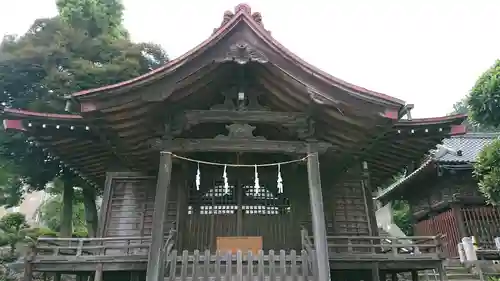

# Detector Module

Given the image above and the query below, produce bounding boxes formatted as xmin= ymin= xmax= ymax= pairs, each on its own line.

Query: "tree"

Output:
xmin=474 ymin=139 xmax=500 ymax=205
xmin=468 ymin=60 xmax=500 ymax=128
xmin=449 ymin=99 xmax=494 ymax=132
xmin=0 ymin=213 xmax=29 ymax=255
xmin=56 ymin=0 xmax=128 ymax=39
xmin=38 ymin=194 xmax=87 ymax=233
xmin=392 ymin=200 xmax=413 ymax=236
xmin=0 ymin=0 xmax=168 ymax=236
xmin=465 ymin=60 xmax=500 ymax=204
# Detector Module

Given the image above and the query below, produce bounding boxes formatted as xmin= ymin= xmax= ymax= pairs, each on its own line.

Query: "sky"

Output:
xmin=1 ymin=0 xmax=500 ymax=118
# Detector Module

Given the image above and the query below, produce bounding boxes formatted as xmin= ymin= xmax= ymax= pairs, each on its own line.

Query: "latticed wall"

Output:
xmin=461 ymin=206 xmax=500 ymax=246
xmin=183 ymin=183 xmax=297 ymax=251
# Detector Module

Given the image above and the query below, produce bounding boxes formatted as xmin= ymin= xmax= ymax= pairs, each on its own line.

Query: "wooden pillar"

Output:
xmin=452 ymin=202 xmax=467 ymax=239
xmin=361 ymin=161 xmax=379 ymax=236
xmin=411 ymin=270 xmax=419 ymax=281
xmin=306 ymin=144 xmax=331 ymax=281
xmin=372 ymin=263 xmax=381 ymax=281
xmin=146 ymin=151 xmax=173 ymax=281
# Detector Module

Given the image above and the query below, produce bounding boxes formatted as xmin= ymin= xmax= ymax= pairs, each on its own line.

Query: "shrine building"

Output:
xmin=3 ymin=4 xmax=467 ymax=281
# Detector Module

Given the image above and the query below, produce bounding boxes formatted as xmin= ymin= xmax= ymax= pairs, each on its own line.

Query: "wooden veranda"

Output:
xmin=23 ymin=230 xmax=447 ymax=281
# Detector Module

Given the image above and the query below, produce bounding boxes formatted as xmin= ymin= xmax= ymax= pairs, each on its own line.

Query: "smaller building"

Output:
xmin=376 ymin=133 xmax=500 ymax=258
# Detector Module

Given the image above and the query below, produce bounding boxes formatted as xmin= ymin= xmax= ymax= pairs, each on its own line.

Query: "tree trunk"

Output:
xmin=9 ymin=243 xmax=15 ymax=255
xmin=82 ymin=188 xmax=98 ymax=237
xmin=60 ymin=183 xmax=73 ymax=237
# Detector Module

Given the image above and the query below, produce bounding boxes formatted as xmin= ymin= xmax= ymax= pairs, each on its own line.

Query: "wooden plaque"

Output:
xmin=216 ymin=236 xmax=262 ymax=254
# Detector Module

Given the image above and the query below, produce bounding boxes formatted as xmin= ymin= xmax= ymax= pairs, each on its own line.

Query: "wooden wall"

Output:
xmin=409 ymin=169 xmax=500 ymax=257
xmin=101 ymin=173 xmax=179 ymax=238
xmin=327 ymin=165 xmax=374 ymax=236
xmin=99 ymin=161 xmax=377 ymax=252
xmin=410 ymin=170 xmax=479 ymax=216
xmin=415 ymin=209 xmax=459 ymax=257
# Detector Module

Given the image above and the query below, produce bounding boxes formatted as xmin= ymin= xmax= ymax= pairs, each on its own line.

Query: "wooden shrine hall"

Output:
xmin=3 ymin=4 xmax=467 ymax=281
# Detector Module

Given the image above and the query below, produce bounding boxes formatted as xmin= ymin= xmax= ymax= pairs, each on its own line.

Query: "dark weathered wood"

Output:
xmin=150 ymin=138 xmax=331 ymax=154
xmin=437 ymin=263 xmax=448 ymax=281
xmin=411 ymin=270 xmax=419 ymax=281
xmin=362 ymin=161 xmax=379 ymax=237
xmin=451 ymin=203 xmax=467 ymax=239
xmin=177 ymin=110 xmax=314 ymax=137
xmin=169 ymin=249 xmax=178 ymax=280
xmin=372 ymin=263 xmax=381 ymax=281
xmin=183 ymin=109 xmax=307 ymax=125
xmin=146 ymin=151 xmax=173 ymax=281
xmin=193 ymin=250 xmax=200 ymax=280
xmin=306 ymin=145 xmax=331 ymax=281
xmin=60 ymin=182 xmax=74 ymax=237
xmin=23 ymin=253 xmax=33 ymax=281
xmin=180 ymin=250 xmax=188 ymax=280
xmin=97 ymin=172 xmax=114 ymax=237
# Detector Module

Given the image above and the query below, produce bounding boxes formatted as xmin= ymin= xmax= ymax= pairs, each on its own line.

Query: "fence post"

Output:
xmin=458 ymin=243 xmax=466 ymax=263
xmin=494 ymin=237 xmax=500 ymax=250
xmin=461 ymin=237 xmax=477 ymax=262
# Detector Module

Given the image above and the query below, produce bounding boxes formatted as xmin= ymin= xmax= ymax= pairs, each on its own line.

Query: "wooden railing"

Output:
xmin=165 ymin=249 xmax=314 ymax=281
xmin=301 ymin=228 xmax=443 ymax=261
xmin=34 ymin=236 xmax=153 ymax=260
xmin=158 ymin=229 xmax=177 ymax=279
xmin=300 ymin=227 xmax=317 ymax=276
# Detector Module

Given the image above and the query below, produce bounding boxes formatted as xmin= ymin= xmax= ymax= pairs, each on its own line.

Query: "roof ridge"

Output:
xmin=450 ymin=132 xmax=500 ymax=139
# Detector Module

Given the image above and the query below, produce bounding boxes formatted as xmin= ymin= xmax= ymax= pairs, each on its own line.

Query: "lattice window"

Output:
xmin=189 ymin=185 xmax=290 ymax=216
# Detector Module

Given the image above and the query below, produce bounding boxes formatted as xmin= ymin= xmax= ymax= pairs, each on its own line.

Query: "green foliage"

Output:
xmin=26 ymin=227 xmax=58 ymax=238
xmin=56 ymin=0 xmax=128 ymax=39
xmin=391 ymin=200 xmax=413 ymax=236
xmin=449 ymin=98 xmax=496 ymax=132
xmin=468 ymin=60 xmax=500 ymax=128
xmin=0 ymin=0 xmax=168 ymax=207
xmin=38 ymin=194 xmax=87 ymax=232
xmin=0 ymin=213 xmax=29 ymax=255
xmin=0 ymin=163 xmax=23 ymax=208
xmin=474 ymin=139 xmax=500 ymax=204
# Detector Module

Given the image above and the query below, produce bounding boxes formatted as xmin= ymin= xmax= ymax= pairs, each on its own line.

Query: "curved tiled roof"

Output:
xmin=376 ymin=132 xmax=499 ymax=201
xmin=68 ymin=3 xmax=405 ymax=106
xmin=438 ymin=133 xmax=499 ymax=163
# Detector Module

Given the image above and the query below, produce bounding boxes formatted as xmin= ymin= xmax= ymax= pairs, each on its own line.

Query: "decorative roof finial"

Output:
xmin=212 ymin=3 xmax=266 ymax=35
xmin=221 ymin=10 xmax=234 ymax=26
xmin=235 ymin=3 xmax=251 ymax=15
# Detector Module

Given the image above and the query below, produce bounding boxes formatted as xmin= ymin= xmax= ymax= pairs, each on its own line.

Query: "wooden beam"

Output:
xmin=182 ymin=110 xmax=309 ymax=126
xmin=306 ymin=144 xmax=331 ymax=281
xmin=150 ymin=138 xmax=331 ymax=154
xmin=146 ymin=152 xmax=173 ymax=281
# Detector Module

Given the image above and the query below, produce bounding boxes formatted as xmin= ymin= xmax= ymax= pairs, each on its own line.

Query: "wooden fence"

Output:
xmin=165 ymin=249 xmax=315 ymax=281
xmin=301 ymin=228 xmax=443 ymax=261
